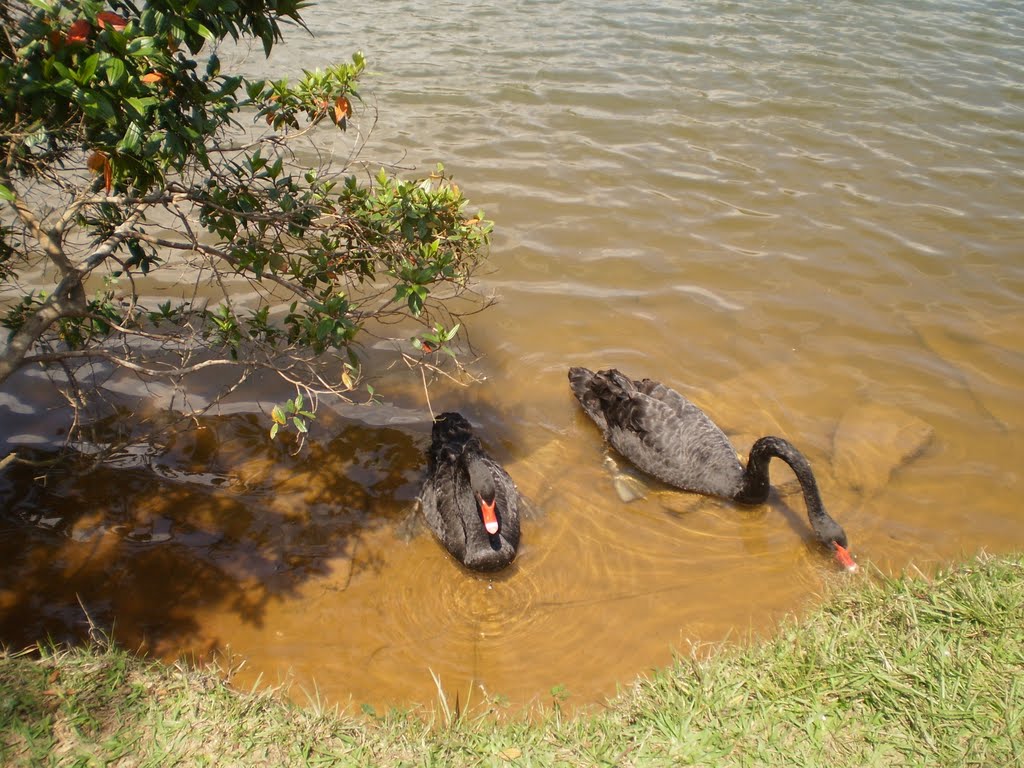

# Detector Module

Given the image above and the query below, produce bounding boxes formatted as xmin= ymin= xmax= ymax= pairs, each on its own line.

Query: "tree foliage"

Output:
xmin=0 ymin=0 xmax=492 ymax=450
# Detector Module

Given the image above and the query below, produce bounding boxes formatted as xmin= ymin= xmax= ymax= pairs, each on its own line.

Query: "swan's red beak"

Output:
xmin=479 ymin=497 xmax=500 ymax=535
xmin=832 ymin=542 xmax=858 ymax=573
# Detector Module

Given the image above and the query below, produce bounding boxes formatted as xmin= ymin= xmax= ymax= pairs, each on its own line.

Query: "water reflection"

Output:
xmin=0 ymin=411 xmax=425 ymax=655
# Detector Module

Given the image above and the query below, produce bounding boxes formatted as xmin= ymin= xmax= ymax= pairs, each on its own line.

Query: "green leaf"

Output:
xmin=269 ymin=422 xmax=280 ymax=440
xmin=245 ymin=79 xmax=266 ymax=100
xmin=406 ymin=284 xmax=427 ymax=316
xmin=0 ymin=184 xmax=14 ymax=203
xmin=293 ymin=417 xmax=308 ymax=434
xmin=79 ymin=54 xmax=100 ymax=84
xmin=117 ymin=122 xmax=143 ymax=153
xmin=51 ymin=61 xmax=75 ymax=82
xmin=125 ymin=97 xmax=154 ymax=119
xmin=315 ymin=317 xmax=334 ymax=341
xmin=190 ymin=21 xmax=215 ymax=42
xmin=105 ymin=58 xmax=126 ymax=87
xmin=126 ymin=37 xmax=158 ymax=56
xmin=271 ymin=405 xmax=286 ymax=424
xmin=80 ymin=91 xmax=116 ymax=122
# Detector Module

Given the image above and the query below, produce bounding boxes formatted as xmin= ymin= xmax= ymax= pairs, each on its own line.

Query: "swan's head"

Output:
xmin=465 ymin=457 xmax=501 ymax=536
xmin=810 ymin=512 xmax=857 ymax=573
xmin=475 ymin=491 xmax=500 ymax=535
xmin=829 ymin=539 xmax=858 ymax=573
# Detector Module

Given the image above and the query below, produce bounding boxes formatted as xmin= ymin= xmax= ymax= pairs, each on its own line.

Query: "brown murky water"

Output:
xmin=3 ymin=0 xmax=1024 ymax=714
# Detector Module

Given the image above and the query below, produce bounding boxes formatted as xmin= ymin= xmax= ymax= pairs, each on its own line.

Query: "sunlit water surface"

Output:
xmin=2 ymin=0 xmax=1024 ymax=713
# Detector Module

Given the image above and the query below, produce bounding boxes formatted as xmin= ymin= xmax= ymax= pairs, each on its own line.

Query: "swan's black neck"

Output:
xmin=736 ymin=436 xmax=848 ymax=548
xmin=462 ymin=448 xmax=496 ymax=502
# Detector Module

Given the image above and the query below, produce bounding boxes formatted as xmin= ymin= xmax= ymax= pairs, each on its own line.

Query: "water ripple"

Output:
xmin=14 ymin=0 xmax=1019 ymax=712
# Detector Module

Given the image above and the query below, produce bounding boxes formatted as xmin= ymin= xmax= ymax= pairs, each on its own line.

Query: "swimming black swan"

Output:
xmin=568 ymin=367 xmax=857 ymax=572
xmin=419 ymin=412 xmax=522 ymax=571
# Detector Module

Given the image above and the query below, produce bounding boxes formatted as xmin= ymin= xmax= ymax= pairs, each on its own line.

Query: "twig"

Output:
xmin=421 ymin=364 xmax=434 ymax=420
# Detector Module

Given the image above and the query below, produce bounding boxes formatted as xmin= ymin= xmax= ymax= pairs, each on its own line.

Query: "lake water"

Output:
xmin=2 ymin=0 xmax=1023 ymax=714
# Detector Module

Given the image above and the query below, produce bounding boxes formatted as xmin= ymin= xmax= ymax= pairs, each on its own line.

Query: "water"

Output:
xmin=2 ymin=0 xmax=1024 ymax=713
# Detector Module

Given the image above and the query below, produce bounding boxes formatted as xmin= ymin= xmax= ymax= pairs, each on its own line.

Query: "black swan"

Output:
xmin=419 ymin=412 xmax=522 ymax=571
xmin=568 ymin=367 xmax=857 ymax=572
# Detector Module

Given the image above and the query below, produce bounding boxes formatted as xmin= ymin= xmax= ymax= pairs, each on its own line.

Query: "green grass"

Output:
xmin=2 ymin=553 xmax=1022 ymax=767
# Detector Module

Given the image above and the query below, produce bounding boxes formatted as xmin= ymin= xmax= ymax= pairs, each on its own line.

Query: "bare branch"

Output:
xmin=1 ymin=173 xmax=75 ymax=274
xmin=18 ymin=348 xmax=248 ymax=378
xmin=131 ymin=232 xmax=321 ymax=304
xmin=56 ymin=190 xmax=189 ymax=233
xmin=0 ymin=452 xmax=16 ymax=473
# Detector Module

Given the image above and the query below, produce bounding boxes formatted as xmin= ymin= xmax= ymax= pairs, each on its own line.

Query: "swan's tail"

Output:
xmin=568 ymin=366 xmax=605 ymax=428
xmin=429 ymin=411 xmax=478 ymax=467
xmin=567 ymin=366 xmax=595 ymax=398
xmin=431 ymin=411 xmax=474 ymax=443
xmin=569 ymin=366 xmax=638 ymax=433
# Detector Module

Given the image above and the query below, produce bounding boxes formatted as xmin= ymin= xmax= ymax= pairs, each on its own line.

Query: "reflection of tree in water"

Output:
xmin=0 ymin=411 xmax=427 ymax=657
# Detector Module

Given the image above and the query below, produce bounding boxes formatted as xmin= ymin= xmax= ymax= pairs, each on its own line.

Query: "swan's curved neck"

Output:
xmin=736 ymin=436 xmax=843 ymax=545
xmin=461 ymin=447 xmax=495 ymax=499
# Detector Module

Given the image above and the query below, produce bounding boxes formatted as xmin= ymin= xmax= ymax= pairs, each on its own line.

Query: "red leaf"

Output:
xmin=67 ymin=19 xmax=91 ymax=43
xmin=87 ymin=151 xmax=107 ymax=173
xmin=334 ymin=96 xmax=352 ymax=123
xmin=96 ymin=12 xmax=128 ymax=31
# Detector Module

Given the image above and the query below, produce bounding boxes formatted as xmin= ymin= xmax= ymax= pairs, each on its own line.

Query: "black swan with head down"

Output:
xmin=568 ymin=367 xmax=856 ymax=572
xmin=419 ymin=412 xmax=522 ymax=571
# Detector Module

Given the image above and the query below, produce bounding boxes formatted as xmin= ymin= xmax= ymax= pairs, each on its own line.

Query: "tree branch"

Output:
xmin=1 ymin=170 xmax=76 ymax=274
xmin=0 ymin=191 xmax=152 ymax=386
xmin=131 ymin=231 xmax=321 ymax=304
xmin=0 ymin=271 xmax=87 ymax=386
xmin=81 ymin=204 xmax=147 ymax=274
xmin=17 ymin=347 xmax=247 ymax=378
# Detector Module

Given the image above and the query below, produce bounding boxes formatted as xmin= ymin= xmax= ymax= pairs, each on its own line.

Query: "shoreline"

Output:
xmin=2 ymin=551 xmax=1021 ymax=766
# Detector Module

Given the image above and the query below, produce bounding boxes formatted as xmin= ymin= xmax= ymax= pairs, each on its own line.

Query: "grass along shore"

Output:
xmin=2 ymin=552 xmax=1022 ymax=767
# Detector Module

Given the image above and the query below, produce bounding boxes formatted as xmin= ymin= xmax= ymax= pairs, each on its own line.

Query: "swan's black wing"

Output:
xmin=635 ymin=378 xmax=702 ymax=422
xmin=572 ymin=368 xmax=745 ymax=498
xmin=419 ymin=455 xmax=471 ymax=564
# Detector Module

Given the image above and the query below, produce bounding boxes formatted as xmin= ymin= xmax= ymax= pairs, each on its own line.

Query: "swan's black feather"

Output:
xmin=569 ymin=367 xmax=744 ymax=497
xmin=419 ymin=412 xmax=521 ymax=571
xmin=568 ymin=367 xmax=851 ymax=555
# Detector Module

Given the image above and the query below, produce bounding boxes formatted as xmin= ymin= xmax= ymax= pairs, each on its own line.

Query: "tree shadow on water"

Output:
xmin=0 ymin=410 xmax=430 ymax=660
